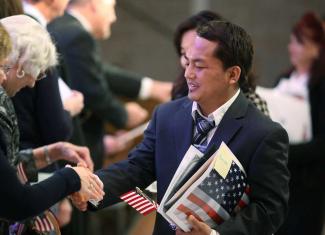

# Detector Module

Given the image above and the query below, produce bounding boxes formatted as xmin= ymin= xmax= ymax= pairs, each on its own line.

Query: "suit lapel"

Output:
xmin=172 ymin=92 xmax=249 ymax=164
xmin=208 ymin=92 xmax=248 ymax=149
xmin=172 ymin=99 xmax=194 ymax=164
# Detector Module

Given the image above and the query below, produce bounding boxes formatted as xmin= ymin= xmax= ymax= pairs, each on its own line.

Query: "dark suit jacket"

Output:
xmin=95 ymin=92 xmax=290 ymax=235
xmin=11 ymin=13 xmax=72 ymax=150
xmin=47 ymin=13 xmax=144 ymax=169
xmin=12 ymin=69 xmax=72 ymax=149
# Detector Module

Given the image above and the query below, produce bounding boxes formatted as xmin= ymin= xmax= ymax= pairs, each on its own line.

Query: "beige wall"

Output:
xmin=100 ymin=0 xmax=325 ymax=87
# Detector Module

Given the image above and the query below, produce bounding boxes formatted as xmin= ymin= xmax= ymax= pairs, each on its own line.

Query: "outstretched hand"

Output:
xmin=48 ymin=142 xmax=94 ymax=171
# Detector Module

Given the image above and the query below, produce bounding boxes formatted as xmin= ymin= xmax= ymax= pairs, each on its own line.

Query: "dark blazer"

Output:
xmin=95 ymin=92 xmax=290 ymax=235
xmin=0 ymin=130 xmax=80 ymax=221
xmin=47 ymin=13 xmax=144 ymax=169
xmin=12 ymin=69 xmax=72 ymax=149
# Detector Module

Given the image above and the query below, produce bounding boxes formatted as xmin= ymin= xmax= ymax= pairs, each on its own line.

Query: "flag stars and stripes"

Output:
xmin=174 ymin=159 xmax=250 ymax=228
xmin=196 ymin=161 xmax=250 ymax=215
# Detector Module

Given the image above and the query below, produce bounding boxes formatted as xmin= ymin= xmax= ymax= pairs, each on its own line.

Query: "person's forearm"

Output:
xmin=32 ymin=146 xmax=51 ymax=169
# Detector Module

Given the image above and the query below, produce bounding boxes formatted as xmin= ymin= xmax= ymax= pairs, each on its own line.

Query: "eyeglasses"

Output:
xmin=36 ymin=71 xmax=47 ymax=81
xmin=0 ymin=64 xmax=12 ymax=74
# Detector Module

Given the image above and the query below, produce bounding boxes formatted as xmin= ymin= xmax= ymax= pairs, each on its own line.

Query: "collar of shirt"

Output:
xmin=67 ymin=9 xmax=92 ymax=33
xmin=191 ymin=89 xmax=240 ymax=127
xmin=23 ymin=2 xmax=48 ymax=27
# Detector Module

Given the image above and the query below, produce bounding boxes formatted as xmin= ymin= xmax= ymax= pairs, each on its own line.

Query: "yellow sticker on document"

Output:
xmin=214 ymin=142 xmax=233 ymax=179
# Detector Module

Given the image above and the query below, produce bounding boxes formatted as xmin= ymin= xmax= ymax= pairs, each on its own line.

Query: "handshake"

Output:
xmin=38 ymin=142 xmax=105 ymax=212
xmin=67 ymin=162 xmax=105 ymax=211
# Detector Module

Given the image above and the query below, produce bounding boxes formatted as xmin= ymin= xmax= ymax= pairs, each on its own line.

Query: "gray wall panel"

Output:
xmin=100 ymin=0 xmax=325 ymax=86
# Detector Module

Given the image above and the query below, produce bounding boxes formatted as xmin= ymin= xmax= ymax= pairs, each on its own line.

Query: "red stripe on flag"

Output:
xmin=123 ymin=194 xmax=140 ymax=203
xmin=135 ymin=201 xmax=153 ymax=212
xmin=34 ymin=218 xmax=41 ymax=232
xmin=120 ymin=190 xmax=156 ymax=216
xmin=17 ymin=163 xmax=28 ymax=183
xmin=43 ymin=218 xmax=51 ymax=232
xmin=128 ymin=197 xmax=145 ymax=205
xmin=177 ymin=204 xmax=202 ymax=222
xmin=245 ymin=186 xmax=251 ymax=194
xmin=132 ymin=199 xmax=148 ymax=208
xmin=188 ymin=193 xmax=224 ymax=224
xmin=120 ymin=191 xmax=136 ymax=199
xmin=141 ymin=205 xmax=157 ymax=216
xmin=238 ymin=199 xmax=247 ymax=208
xmin=35 ymin=217 xmax=45 ymax=232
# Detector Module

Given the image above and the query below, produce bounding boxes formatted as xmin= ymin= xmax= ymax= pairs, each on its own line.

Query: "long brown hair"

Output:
xmin=0 ymin=23 xmax=12 ymax=62
xmin=292 ymin=11 xmax=325 ymax=86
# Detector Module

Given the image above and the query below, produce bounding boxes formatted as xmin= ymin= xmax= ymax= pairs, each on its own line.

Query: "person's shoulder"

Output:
xmin=48 ymin=13 xmax=92 ymax=44
xmin=48 ymin=13 xmax=76 ymax=30
xmin=246 ymin=102 xmax=287 ymax=136
xmin=157 ymin=96 xmax=191 ymax=112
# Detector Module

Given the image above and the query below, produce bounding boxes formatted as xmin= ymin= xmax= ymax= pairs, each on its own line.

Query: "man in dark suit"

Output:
xmin=47 ymin=0 xmax=174 ymax=170
xmin=13 ymin=0 xmax=75 ymax=150
xmin=73 ymin=20 xmax=290 ymax=235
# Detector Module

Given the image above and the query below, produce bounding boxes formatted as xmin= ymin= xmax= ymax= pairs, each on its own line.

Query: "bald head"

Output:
xmin=69 ymin=0 xmax=116 ymax=39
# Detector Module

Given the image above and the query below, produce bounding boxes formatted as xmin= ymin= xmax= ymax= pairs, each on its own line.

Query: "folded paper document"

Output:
xmin=158 ymin=142 xmax=250 ymax=232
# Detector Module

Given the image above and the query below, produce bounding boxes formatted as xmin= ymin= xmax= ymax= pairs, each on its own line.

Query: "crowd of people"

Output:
xmin=0 ymin=0 xmax=325 ymax=235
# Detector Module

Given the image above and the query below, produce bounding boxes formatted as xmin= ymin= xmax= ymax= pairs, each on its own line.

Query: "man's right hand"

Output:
xmin=125 ymin=102 xmax=148 ymax=128
xmin=69 ymin=166 xmax=104 ymax=211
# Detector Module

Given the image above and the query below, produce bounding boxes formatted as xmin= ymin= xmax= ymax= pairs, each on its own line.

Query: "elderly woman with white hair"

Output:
xmin=0 ymin=15 xmax=103 ymax=234
xmin=0 ymin=14 xmax=93 ymax=181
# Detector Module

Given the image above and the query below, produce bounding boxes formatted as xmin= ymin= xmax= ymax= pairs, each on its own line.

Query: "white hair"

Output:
xmin=0 ymin=15 xmax=57 ymax=78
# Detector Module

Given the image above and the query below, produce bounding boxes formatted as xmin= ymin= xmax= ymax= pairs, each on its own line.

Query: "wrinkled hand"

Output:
xmin=125 ymin=102 xmax=148 ymax=128
xmin=63 ymin=90 xmax=84 ymax=117
xmin=176 ymin=215 xmax=212 ymax=235
xmin=69 ymin=165 xmax=104 ymax=211
xmin=48 ymin=142 xmax=94 ymax=171
xmin=150 ymin=80 xmax=172 ymax=103
xmin=103 ymin=134 xmax=128 ymax=155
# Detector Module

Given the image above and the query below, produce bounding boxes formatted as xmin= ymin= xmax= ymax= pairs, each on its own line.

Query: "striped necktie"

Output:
xmin=192 ymin=111 xmax=215 ymax=152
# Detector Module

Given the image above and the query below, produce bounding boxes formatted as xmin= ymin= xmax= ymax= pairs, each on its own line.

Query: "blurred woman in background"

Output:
xmin=275 ymin=11 xmax=325 ymax=235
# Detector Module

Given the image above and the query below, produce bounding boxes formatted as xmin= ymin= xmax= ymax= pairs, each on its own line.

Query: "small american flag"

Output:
xmin=174 ymin=161 xmax=250 ymax=227
xmin=32 ymin=210 xmax=59 ymax=234
xmin=120 ymin=187 xmax=158 ymax=216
